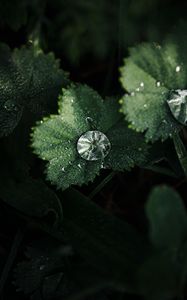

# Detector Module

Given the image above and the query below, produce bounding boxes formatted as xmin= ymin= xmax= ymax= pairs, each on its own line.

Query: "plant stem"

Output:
xmin=89 ymin=171 xmax=116 ymax=199
xmin=144 ymin=165 xmax=177 ymax=178
xmin=173 ymin=133 xmax=187 ymax=176
xmin=0 ymin=228 xmax=25 ymax=294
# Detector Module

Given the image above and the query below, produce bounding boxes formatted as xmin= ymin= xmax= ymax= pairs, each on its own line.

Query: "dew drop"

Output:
xmin=167 ymin=89 xmax=187 ymax=125
xmin=62 ymin=167 xmax=65 ymax=172
xmin=77 ymin=130 xmax=111 ymax=161
xmin=176 ymin=65 xmax=181 ymax=73
xmin=4 ymin=100 xmax=19 ymax=112
xmin=143 ymin=104 xmax=147 ymax=108
xmin=39 ymin=265 xmax=45 ymax=271
xmin=156 ymin=81 xmax=161 ymax=87
xmin=140 ymin=82 xmax=144 ymax=87
xmin=86 ymin=116 xmax=93 ymax=123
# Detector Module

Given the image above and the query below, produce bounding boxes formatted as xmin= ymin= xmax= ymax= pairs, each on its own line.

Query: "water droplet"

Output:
xmin=77 ymin=131 xmax=111 ymax=161
xmin=62 ymin=167 xmax=65 ymax=171
xmin=78 ymin=163 xmax=82 ymax=169
xmin=143 ymin=104 xmax=147 ymax=108
xmin=4 ymin=100 xmax=19 ymax=112
xmin=140 ymin=82 xmax=144 ymax=87
xmin=167 ymin=89 xmax=187 ymax=125
xmin=156 ymin=81 xmax=161 ymax=87
xmin=86 ymin=116 xmax=93 ymax=123
xmin=153 ymin=42 xmax=161 ymax=49
xmin=39 ymin=265 xmax=45 ymax=271
xmin=176 ymin=65 xmax=181 ymax=73
xmin=136 ymin=87 xmax=140 ymax=92
xmin=70 ymin=98 xmax=74 ymax=103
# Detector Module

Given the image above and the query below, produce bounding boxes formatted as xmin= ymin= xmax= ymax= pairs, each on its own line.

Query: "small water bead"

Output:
xmin=176 ymin=65 xmax=181 ymax=73
xmin=86 ymin=117 xmax=93 ymax=123
xmin=77 ymin=130 xmax=111 ymax=161
xmin=140 ymin=82 xmax=144 ymax=88
xmin=156 ymin=81 xmax=161 ymax=87
xmin=167 ymin=89 xmax=187 ymax=125
xmin=61 ymin=167 xmax=65 ymax=171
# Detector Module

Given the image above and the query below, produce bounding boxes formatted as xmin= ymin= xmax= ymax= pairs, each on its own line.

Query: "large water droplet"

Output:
xmin=167 ymin=89 xmax=187 ymax=125
xmin=77 ymin=130 xmax=111 ymax=161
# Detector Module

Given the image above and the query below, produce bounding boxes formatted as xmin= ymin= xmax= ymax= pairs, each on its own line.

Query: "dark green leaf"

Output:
xmin=62 ymin=188 xmax=149 ymax=291
xmin=146 ymin=185 xmax=187 ymax=249
xmin=0 ymin=43 xmax=68 ymax=137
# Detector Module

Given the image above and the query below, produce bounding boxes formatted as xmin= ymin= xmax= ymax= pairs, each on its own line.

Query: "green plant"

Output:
xmin=1 ymin=1 xmax=187 ymax=300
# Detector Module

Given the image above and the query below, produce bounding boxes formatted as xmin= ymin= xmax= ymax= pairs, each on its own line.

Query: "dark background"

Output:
xmin=0 ymin=0 xmax=187 ymax=299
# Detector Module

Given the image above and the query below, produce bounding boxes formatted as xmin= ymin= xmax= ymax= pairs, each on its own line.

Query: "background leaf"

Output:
xmin=119 ymin=26 xmax=187 ymax=141
xmin=0 ymin=43 xmax=68 ymax=137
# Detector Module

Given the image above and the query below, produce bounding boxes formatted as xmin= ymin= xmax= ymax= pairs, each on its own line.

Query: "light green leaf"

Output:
xmin=31 ymin=84 xmax=149 ymax=190
xmin=119 ymin=26 xmax=187 ymax=141
xmin=0 ymin=43 xmax=68 ymax=137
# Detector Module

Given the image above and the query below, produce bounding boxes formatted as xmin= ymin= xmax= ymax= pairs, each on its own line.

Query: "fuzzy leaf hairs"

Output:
xmin=31 ymin=84 xmax=149 ymax=190
xmin=120 ymin=24 xmax=187 ymax=142
xmin=0 ymin=43 xmax=68 ymax=137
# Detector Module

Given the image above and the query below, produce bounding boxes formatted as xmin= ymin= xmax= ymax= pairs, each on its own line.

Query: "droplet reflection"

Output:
xmin=77 ymin=130 xmax=111 ymax=161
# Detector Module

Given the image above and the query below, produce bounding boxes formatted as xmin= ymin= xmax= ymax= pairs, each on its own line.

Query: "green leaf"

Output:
xmin=62 ymin=188 xmax=149 ymax=291
xmin=0 ymin=174 xmax=63 ymax=224
xmin=31 ymin=84 xmax=149 ymax=190
xmin=137 ymin=250 xmax=183 ymax=300
xmin=14 ymin=238 xmax=68 ymax=295
xmin=137 ymin=185 xmax=187 ymax=300
xmin=119 ymin=25 xmax=187 ymax=142
xmin=146 ymin=185 xmax=187 ymax=249
xmin=0 ymin=43 xmax=68 ymax=137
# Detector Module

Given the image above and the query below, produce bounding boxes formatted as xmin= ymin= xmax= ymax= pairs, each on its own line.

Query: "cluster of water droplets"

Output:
xmin=4 ymin=100 xmax=19 ymax=112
